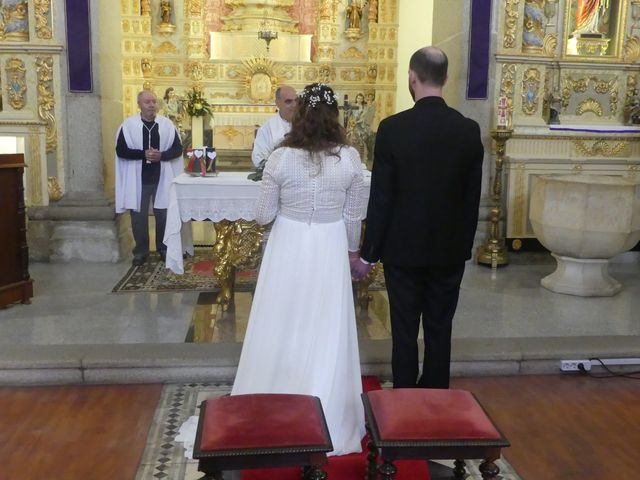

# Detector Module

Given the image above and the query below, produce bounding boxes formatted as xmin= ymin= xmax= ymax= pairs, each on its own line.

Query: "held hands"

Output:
xmin=349 ymin=250 xmax=373 ymax=282
xmin=145 ymin=148 xmax=161 ymax=163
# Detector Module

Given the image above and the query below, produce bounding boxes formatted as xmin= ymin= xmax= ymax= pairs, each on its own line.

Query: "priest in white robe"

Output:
xmin=251 ymin=85 xmax=297 ymax=168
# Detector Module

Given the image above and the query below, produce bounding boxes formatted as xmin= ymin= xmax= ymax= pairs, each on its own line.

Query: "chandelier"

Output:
xmin=258 ymin=20 xmax=278 ymax=52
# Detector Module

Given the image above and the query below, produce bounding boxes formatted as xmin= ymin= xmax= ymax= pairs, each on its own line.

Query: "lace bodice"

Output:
xmin=256 ymin=145 xmax=365 ymax=251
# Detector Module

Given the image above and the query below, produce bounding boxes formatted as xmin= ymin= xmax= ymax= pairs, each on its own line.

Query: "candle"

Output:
xmin=497 ymin=96 xmax=508 ymax=128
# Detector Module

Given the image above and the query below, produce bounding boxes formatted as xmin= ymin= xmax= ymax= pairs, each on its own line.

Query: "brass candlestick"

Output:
xmin=476 ymin=128 xmax=513 ymax=268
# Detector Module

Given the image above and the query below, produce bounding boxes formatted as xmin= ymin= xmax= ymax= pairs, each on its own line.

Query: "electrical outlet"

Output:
xmin=560 ymin=360 xmax=591 ymax=372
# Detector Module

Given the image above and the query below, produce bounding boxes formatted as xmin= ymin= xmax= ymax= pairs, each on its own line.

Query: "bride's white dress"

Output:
xmin=231 ymin=145 xmax=366 ymax=456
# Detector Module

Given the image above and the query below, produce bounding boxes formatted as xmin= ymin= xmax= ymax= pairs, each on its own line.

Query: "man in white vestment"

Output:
xmin=115 ymin=90 xmax=183 ymax=266
xmin=250 ymin=85 xmax=297 ymax=168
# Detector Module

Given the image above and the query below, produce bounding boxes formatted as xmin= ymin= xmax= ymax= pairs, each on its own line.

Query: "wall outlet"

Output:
xmin=560 ymin=360 xmax=592 ymax=372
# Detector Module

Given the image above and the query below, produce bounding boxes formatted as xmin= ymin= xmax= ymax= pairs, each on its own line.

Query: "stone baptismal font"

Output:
xmin=530 ymin=174 xmax=640 ymax=297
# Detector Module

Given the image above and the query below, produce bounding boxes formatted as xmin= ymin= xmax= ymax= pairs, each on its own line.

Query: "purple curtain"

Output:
xmin=65 ymin=0 xmax=92 ymax=92
xmin=467 ymin=0 xmax=492 ymax=99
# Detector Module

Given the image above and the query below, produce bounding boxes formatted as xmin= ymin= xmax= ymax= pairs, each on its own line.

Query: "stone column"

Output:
xmin=28 ymin=0 xmax=121 ymax=262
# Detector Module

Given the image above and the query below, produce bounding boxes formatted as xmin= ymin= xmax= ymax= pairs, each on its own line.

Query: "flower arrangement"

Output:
xmin=185 ymin=88 xmax=213 ymax=117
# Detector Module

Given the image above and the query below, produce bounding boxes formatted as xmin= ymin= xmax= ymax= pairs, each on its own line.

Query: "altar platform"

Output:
xmin=0 ymin=251 xmax=638 ymax=386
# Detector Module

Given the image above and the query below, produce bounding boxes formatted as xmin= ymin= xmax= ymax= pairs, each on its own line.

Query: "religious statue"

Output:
xmin=157 ymin=0 xmax=176 ymax=34
xmin=544 ymin=89 xmax=562 ymax=125
xmin=623 ymin=90 xmax=640 ymax=125
xmin=140 ymin=0 xmax=151 ymax=16
xmin=160 ymin=0 xmax=172 ymax=25
xmin=162 ymin=87 xmax=183 ymax=125
xmin=345 ymin=92 xmax=376 ymax=166
xmin=573 ymin=0 xmax=609 ymax=36
xmin=346 ymin=0 xmax=363 ymax=30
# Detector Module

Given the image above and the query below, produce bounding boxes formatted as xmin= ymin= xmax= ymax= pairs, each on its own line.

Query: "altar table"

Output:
xmin=163 ymin=171 xmax=372 ymax=309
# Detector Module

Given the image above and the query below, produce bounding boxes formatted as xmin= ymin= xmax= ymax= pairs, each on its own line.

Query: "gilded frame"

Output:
xmin=563 ymin=0 xmax=628 ymax=60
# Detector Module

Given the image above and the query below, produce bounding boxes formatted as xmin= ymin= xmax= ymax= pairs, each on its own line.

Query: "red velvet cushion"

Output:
xmin=200 ymin=393 xmax=330 ymax=451
xmin=367 ymin=389 xmax=501 ymax=441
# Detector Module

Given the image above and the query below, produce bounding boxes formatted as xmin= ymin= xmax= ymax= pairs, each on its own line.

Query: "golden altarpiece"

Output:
xmin=0 ymin=0 xmax=60 ymax=208
xmin=493 ymin=0 xmax=640 ymax=249
xmin=119 ymin=0 xmax=399 ymax=168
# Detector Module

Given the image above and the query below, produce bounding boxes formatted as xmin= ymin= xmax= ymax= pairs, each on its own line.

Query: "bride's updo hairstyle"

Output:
xmin=281 ymin=83 xmax=347 ymax=155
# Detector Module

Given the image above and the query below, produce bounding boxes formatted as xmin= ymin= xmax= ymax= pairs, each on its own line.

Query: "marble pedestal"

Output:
xmin=530 ymin=174 xmax=640 ymax=297
xmin=541 ymin=254 xmax=621 ymax=297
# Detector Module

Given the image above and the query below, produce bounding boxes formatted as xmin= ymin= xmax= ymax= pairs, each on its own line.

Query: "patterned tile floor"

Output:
xmin=136 ymin=383 xmax=522 ymax=480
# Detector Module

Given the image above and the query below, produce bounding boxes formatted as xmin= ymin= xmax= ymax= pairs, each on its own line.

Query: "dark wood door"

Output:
xmin=0 ymin=153 xmax=33 ymax=307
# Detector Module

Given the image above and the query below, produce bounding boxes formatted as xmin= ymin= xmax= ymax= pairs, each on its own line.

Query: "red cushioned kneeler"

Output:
xmin=362 ymin=389 xmax=510 ymax=480
xmin=193 ymin=393 xmax=333 ymax=480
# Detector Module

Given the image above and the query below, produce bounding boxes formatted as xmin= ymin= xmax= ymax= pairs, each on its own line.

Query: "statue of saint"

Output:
xmin=162 ymin=87 xmax=182 ymax=123
xmin=160 ymin=0 xmax=172 ymax=25
xmin=346 ymin=92 xmax=376 ymax=166
xmin=140 ymin=0 xmax=151 ymax=16
xmin=346 ymin=0 xmax=363 ymax=30
xmin=573 ymin=0 xmax=609 ymax=35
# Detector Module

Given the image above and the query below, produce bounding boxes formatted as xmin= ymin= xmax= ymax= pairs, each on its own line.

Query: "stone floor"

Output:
xmin=1 ymin=251 xmax=639 ymax=385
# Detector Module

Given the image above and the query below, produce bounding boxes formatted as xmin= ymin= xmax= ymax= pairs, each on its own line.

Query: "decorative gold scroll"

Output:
xmin=504 ymin=0 xmax=520 ymax=49
xmin=624 ymin=36 xmax=640 ymax=63
xmin=573 ymin=139 xmax=630 ymax=157
xmin=36 ymin=56 xmax=57 ymax=153
xmin=576 ymin=98 xmax=603 ymax=116
xmin=34 ymin=0 xmax=53 ymax=39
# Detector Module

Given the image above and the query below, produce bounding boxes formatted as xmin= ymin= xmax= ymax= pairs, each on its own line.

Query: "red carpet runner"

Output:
xmin=241 ymin=376 xmax=431 ymax=479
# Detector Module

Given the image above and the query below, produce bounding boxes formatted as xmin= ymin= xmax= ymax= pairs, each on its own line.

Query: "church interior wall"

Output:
xmin=98 ymin=0 xmax=124 ymax=204
xmin=15 ymin=1 xmax=615 ymax=261
xmin=395 ymin=0 xmax=433 ymax=112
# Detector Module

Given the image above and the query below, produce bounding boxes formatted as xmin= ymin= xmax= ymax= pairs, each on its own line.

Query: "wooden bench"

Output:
xmin=361 ymin=388 xmax=510 ymax=479
xmin=193 ymin=393 xmax=333 ymax=480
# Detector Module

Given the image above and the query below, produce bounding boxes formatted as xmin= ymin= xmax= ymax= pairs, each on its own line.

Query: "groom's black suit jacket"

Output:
xmin=360 ymin=96 xmax=484 ymax=266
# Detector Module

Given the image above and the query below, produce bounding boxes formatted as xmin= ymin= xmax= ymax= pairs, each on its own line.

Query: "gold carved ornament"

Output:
xmin=240 ymin=57 xmax=281 ymax=103
xmin=521 ymin=68 xmax=541 ymax=115
xmin=48 ymin=177 xmax=63 ymax=201
xmin=573 ymin=139 xmax=629 ymax=157
xmin=34 ymin=0 xmax=53 ymax=39
xmin=503 ymin=0 xmax=520 ymax=49
xmin=5 ymin=58 xmax=27 ymax=110
xmin=576 ymin=98 xmax=603 ymax=116
xmin=36 ymin=57 xmax=57 ymax=154
xmin=212 ymin=220 xmax=264 ymax=310
xmin=319 ymin=64 xmax=336 ymax=83
xmin=623 ymin=36 xmax=640 ymax=63
xmin=1 ymin=0 xmax=29 ymax=41
xmin=542 ymin=33 xmax=557 ymax=56
xmin=522 ymin=0 xmax=545 ymax=53
xmin=499 ymin=64 xmax=517 ymax=125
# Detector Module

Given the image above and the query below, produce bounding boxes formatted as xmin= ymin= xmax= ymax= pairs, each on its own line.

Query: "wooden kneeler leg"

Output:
xmin=304 ymin=465 xmax=327 ymax=480
xmin=479 ymin=459 xmax=500 ymax=479
xmin=366 ymin=425 xmax=378 ymax=480
xmin=378 ymin=458 xmax=397 ymax=480
xmin=453 ymin=459 xmax=467 ymax=479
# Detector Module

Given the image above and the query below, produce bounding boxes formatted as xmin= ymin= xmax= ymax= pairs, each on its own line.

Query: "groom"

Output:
xmin=352 ymin=46 xmax=484 ymax=389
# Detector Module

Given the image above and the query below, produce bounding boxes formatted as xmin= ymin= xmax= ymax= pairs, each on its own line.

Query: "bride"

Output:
xmin=231 ymin=83 xmax=366 ymax=456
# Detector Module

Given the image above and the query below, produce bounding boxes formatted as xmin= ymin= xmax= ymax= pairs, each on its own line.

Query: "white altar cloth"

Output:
xmin=163 ymin=171 xmax=371 ymax=274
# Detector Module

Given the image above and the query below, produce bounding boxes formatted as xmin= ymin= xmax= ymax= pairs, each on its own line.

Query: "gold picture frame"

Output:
xmin=564 ymin=0 xmax=628 ymax=59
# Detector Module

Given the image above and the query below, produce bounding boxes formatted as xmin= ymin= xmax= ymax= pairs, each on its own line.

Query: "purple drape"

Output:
xmin=65 ymin=0 xmax=92 ymax=92
xmin=467 ymin=0 xmax=492 ymax=99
